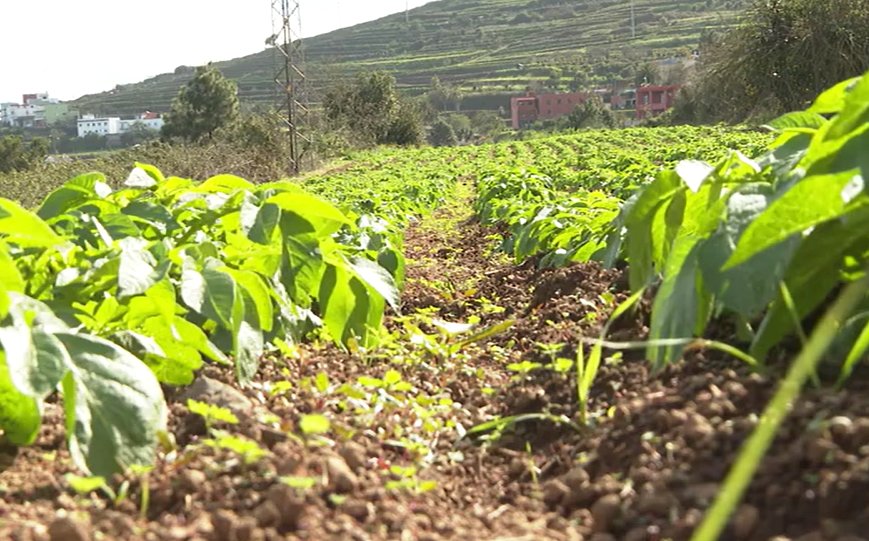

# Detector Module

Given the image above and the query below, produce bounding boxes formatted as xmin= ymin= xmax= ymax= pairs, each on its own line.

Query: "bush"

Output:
xmin=0 ymin=136 xmax=48 ymax=174
xmin=162 ymin=64 xmax=240 ymax=142
xmin=429 ymin=119 xmax=458 ymax=147
xmin=687 ymin=0 xmax=869 ymax=122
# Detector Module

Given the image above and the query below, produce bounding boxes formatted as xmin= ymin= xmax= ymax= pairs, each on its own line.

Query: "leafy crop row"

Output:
xmin=0 ymin=161 xmax=450 ymax=476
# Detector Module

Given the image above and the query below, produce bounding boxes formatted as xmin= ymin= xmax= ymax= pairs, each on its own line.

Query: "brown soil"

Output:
xmin=2 ymin=198 xmax=869 ymax=541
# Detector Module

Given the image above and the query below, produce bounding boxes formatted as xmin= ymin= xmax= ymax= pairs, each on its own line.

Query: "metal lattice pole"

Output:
xmin=270 ymin=0 xmax=310 ymax=175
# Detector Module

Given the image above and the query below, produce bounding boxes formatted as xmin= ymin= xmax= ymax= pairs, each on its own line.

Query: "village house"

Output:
xmin=635 ymin=84 xmax=681 ymax=120
xmin=77 ymin=111 xmax=164 ymax=138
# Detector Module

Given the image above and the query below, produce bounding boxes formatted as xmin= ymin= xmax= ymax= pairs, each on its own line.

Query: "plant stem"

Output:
xmin=692 ymin=271 xmax=869 ymax=541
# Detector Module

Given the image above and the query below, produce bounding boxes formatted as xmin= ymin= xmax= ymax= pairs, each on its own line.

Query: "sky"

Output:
xmin=0 ymin=0 xmax=436 ymax=104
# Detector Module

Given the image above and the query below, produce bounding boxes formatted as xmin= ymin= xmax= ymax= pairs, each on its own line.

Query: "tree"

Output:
xmin=686 ymin=0 xmax=869 ymax=122
xmin=428 ymin=119 xmax=458 ymax=147
xmin=0 ymin=135 xmax=48 ymax=173
xmin=567 ymin=96 xmax=617 ymax=130
xmin=162 ymin=64 xmax=239 ymax=142
xmin=323 ymin=72 xmax=423 ymax=147
xmin=427 ymin=76 xmax=464 ymax=112
xmin=635 ymin=61 xmax=660 ymax=86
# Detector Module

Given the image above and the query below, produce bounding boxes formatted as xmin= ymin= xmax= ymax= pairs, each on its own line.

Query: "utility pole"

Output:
xmin=270 ymin=0 xmax=310 ymax=175
xmin=406 ymin=0 xmax=410 ymax=24
xmin=630 ymin=0 xmax=636 ymax=39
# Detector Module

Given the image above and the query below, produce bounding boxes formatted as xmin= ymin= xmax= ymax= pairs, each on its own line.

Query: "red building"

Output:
xmin=635 ymin=84 xmax=681 ymax=120
xmin=510 ymin=91 xmax=590 ymax=129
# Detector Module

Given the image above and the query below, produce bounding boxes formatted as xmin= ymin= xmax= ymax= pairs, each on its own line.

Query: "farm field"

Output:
xmin=2 ymin=76 xmax=869 ymax=541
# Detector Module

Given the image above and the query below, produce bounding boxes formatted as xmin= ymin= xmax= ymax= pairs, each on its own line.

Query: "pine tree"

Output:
xmin=162 ymin=64 xmax=239 ymax=142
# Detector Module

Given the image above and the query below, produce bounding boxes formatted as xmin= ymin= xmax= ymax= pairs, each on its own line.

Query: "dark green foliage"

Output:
xmin=0 ymin=136 xmax=48 ymax=174
xmin=567 ymin=97 xmax=616 ymax=130
xmin=685 ymin=0 xmax=869 ymax=122
xmin=162 ymin=64 xmax=240 ymax=142
xmin=324 ymin=72 xmax=423 ymax=147
xmin=429 ymin=119 xmax=458 ymax=147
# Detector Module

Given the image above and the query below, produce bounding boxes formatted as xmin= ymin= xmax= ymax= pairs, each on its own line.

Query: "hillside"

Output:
xmin=72 ymin=0 xmax=747 ymax=115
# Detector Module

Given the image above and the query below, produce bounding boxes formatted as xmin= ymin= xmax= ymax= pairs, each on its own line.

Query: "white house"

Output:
xmin=77 ymin=112 xmax=164 ymax=138
xmin=77 ymin=115 xmax=122 ymax=137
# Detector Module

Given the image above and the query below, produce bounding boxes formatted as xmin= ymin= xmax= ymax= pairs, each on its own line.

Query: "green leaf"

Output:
xmin=228 ymin=270 xmax=274 ymax=333
xmin=808 ymin=77 xmax=861 ymax=114
xmin=349 ymin=256 xmax=400 ymax=312
xmin=0 ymin=244 xmax=24 ymax=294
xmin=699 ymin=191 xmax=799 ymax=317
xmin=299 ymin=414 xmax=330 ymax=435
xmin=37 ymin=173 xmax=110 ymax=220
xmin=839 ymin=319 xmax=869 ymax=385
xmin=198 ymin=174 xmax=255 ymax=193
xmin=675 ymin=160 xmax=714 ymax=193
xmin=267 ymin=192 xmax=352 ymax=236
xmin=0 ymin=199 xmax=64 ymax=248
xmin=117 ymin=237 xmax=158 ymax=298
xmin=319 ymin=263 xmax=384 ymax=348
xmin=57 ymin=332 xmax=167 ymax=477
xmin=0 ymin=353 xmax=42 ymax=446
xmin=726 ymin=170 xmax=866 ymax=269
xmin=764 ymin=112 xmax=828 ymax=132
xmin=133 ymin=163 xmax=166 ymax=184
xmin=648 ymin=235 xmax=702 ymax=368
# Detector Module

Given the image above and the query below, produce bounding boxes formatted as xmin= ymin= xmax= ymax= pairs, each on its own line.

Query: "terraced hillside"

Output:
xmin=72 ymin=0 xmax=747 ymax=115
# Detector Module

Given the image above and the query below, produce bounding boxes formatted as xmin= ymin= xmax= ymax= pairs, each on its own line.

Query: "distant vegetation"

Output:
xmin=673 ymin=0 xmax=869 ymax=123
xmin=71 ymin=0 xmax=749 ymax=115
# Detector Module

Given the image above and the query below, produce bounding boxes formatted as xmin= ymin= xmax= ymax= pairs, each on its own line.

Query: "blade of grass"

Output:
xmin=692 ymin=271 xmax=869 ymax=541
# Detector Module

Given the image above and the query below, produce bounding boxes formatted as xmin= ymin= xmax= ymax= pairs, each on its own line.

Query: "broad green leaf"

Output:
xmin=267 ymin=192 xmax=352 ymax=235
xmin=808 ymin=77 xmax=861 ymax=114
xmin=198 ymin=174 xmax=255 ymax=193
xmin=134 ymin=163 xmax=166 ymax=184
xmin=824 ymin=74 xmax=869 ymax=141
xmin=750 ymin=210 xmax=869 ymax=360
xmin=763 ymin=112 xmax=828 ymax=133
xmin=37 ymin=173 xmax=110 ymax=219
xmin=0 ymin=355 xmax=42 ymax=446
xmin=726 ymin=170 xmax=866 ymax=269
xmin=246 ymin=203 xmax=281 ymax=245
xmin=57 ymin=332 xmax=167 ymax=477
xmin=228 ymin=270 xmax=274 ymax=333
xmin=699 ymin=191 xmax=799 ymax=317
xmin=0 ymin=199 xmax=63 ymax=248
xmin=126 ymin=167 xmax=158 ymax=188
xmin=319 ymin=263 xmax=384 ymax=348
xmin=0 ymin=244 xmax=24 ymax=293
xmin=117 ymin=237 xmax=158 ymax=298
xmin=648 ymin=235 xmax=702 ymax=368
xmin=348 ymin=256 xmax=400 ymax=312
xmin=675 ymin=160 xmax=714 ymax=193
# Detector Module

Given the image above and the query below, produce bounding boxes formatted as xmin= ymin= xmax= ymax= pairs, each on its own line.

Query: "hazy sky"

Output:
xmin=0 ymin=0 xmax=435 ymax=104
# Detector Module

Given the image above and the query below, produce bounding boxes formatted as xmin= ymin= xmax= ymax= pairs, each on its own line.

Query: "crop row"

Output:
xmin=0 ymin=161 xmax=453 ymax=476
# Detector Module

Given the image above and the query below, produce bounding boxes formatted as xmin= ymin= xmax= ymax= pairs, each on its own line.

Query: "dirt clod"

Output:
xmin=591 ymin=494 xmax=622 ymax=533
xmin=48 ymin=516 xmax=90 ymax=541
xmin=326 ymin=455 xmax=358 ymax=493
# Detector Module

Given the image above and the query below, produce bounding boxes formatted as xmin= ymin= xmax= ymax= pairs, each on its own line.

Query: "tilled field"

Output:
xmin=2 ymin=196 xmax=869 ymax=541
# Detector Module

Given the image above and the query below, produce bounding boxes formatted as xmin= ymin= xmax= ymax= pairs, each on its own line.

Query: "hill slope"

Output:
xmin=73 ymin=0 xmax=747 ymax=115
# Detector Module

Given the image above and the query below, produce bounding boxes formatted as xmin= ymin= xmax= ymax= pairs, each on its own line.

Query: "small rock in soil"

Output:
xmin=591 ymin=494 xmax=622 ymax=533
xmin=179 ymin=376 xmax=254 ymax=418
xmin=589 ymin=533 xmax=617 ymax=541
xmin=326 ymin=455 xmax=358 ymax=493
xmin=730 ymin=504 xmax=760 ymax=539
xmin=340 ymin=498 xmax=371 ymax=522
xmin=253 ymin=501 xmax=281 ymax=528
xmin=179 ymin=468 xmax=207 ymax=493
xmin=48 ymin=516 xmax=90 ymax=541
xmin=563 ymin=467 xmax=590 ymax=489
xmin=684 ymin=413 xmax=715 ymax=442
xmin=211 ymin=510 xmax=239 ymax=541
xmin=683 ymin=483 xmax=719 ymax=506
xmin=266 ymin=484 xmax=306 ymax=530
xmin=542 ymin=479 xmax=570 ymax=506
xmin=339 ymin=441 xmax=368 ymax=472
